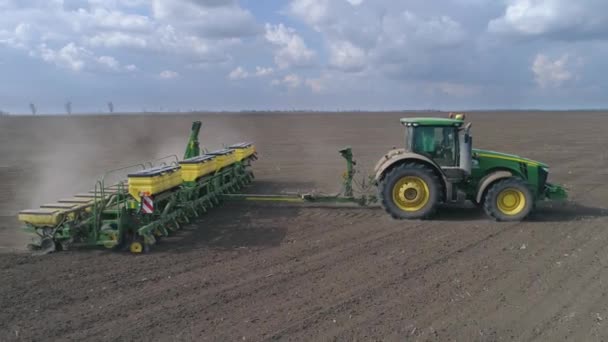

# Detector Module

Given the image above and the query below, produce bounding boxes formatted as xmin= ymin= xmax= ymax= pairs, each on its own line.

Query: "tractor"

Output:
xmin=374 ymin=114 xmax=568 ymax=221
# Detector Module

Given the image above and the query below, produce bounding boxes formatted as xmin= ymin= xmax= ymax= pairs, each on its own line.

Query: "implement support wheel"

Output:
xmin=483 ymin=177 xmax=533 ymax=221
xmin=129 ymin=237 xmax=150 ymax=254
xmin=379 ymin=162 xmax=441 ymax=219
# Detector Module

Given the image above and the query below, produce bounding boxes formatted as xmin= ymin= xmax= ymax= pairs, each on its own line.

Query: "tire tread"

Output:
xmin=483 ymin=177 xmax=533 ymax=222
xmin=378 ymin=162 xmax=442 ymax=220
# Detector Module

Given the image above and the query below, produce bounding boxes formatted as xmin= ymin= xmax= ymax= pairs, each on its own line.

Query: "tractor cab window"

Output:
xmin=412 ymin=126 xmax=458 ymax=166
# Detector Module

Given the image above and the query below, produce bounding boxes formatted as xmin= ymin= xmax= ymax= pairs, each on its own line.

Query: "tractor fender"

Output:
xmin=475 ymin=171 xmax=513 ymax=204
xmin=374 ymin=149 xmax=445 ymax=182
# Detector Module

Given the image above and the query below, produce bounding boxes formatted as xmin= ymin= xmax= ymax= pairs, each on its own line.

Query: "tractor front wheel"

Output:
xmin=483 ymin=177 xmax=533 ymax=221
xmin=379 ymin=163 xmax=441 ymax=220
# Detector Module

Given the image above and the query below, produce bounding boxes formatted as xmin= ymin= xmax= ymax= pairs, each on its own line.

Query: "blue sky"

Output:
xmin=1 ymin=0 xmax=608 ymax=114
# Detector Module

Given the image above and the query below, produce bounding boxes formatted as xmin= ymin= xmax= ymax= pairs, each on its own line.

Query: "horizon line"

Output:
xmin=3 ymin=108 xmax=608 ymax=116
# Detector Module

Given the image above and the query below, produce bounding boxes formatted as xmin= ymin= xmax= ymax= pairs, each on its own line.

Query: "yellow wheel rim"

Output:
xmin=392 ymin=176 xmax=430 ymax=212
xmin=103 ymin=232 xmax=118 ymax=249
xmin=497 ymin=188 xmax=526 ymax=215
xmin=130 ymin=242 xmax=143 ymax=254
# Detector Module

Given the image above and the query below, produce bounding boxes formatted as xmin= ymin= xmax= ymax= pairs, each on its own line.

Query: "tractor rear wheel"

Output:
xmin=483 ymin=177 xmax=533 ymax=221
xmin=379 ymin=162 xmax=441 ymax=219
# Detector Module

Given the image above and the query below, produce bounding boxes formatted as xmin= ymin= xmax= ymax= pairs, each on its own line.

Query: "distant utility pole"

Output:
xmin=29 ymin=103 xmax=37 ymax=115
xmin=65 ymin=101 xmax=72 ymax=115
xmin=108 ymin=101 xmax=114 ymax=113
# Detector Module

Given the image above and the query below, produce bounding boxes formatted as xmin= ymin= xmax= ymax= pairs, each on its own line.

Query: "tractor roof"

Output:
xmin=400 ymin=117 xmax=464 ymax=127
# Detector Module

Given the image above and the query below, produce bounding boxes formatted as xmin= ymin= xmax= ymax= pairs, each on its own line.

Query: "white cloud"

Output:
xmin=381 ymin=11 xmax=466 ymax=49
xmin=287 ymin=1 xmax=467 ymax=83
xmin=488 ymin=0 xmax=608 ymax=39
xmin=532 ymin=53 xmax=580 ymax=88
xmin=289 ymin=0 xmax=331 ymax=29
xmin=0 ymin=0 xmax=248 ymax=76
xmin=283 ymin=74 xmax=301 ymax=88
xmin=14 ymin=23 xmax=33 ymax=42
xmin=87 ymin=32 xmax=147 ymax=48
xmin=34 ymin=42 xmax=135 ymax=72
xmin=265 ymin=23 xmax=315 ymax=69
xmin=346 ymin=0 xmax=364 ymax=5
xmin=154 ymin=24 xmax=234 ymax=62
xmin=228 ymin=66 xmax=274 ymax=80
xmin=38 ymin=42 xmax=90 ymax=71
xmin=328 ymin=40 xmax=366 ymax=72
xmin=77 ymin=8 xmax=152 ymax=31
xmin=2 ymin=0 xmax=608 ymax=112
xmin=0 ymin=23 xmax=35 ymax=49
xmin=97 ymin=55 xmax=120 ymax=70
xmin=255 ymin=66 xmax=273 ymax=77
xmin=271 ymin=73 xmax=302 ymax=88
xmin=305 ymin=78 xmax=324 ymax=93
xmin=86 ymin=0 xmax=148 ymax=9
xmin=228 ymin=66 xmax=248 ymax=80
xmin=159 ymin=70 xmax=179 ymax=79
xmin=151 ymin=0 xmax=260 ymax=38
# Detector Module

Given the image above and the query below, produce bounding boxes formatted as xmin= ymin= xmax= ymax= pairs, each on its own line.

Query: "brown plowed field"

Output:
xmin=1 ymin=111 xmax=608 ymax=341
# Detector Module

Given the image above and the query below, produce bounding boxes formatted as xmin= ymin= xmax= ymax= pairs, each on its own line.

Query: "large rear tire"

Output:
xmin=483 ymin=177 xmax=533 ymax=221
xmin=379 ymin=163 xmax=441 ymax=220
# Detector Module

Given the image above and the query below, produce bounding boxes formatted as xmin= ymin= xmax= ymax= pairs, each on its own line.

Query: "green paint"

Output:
xmin=183 ymin=121 xmax=202 ymax=159
xmin=473 ymin=148 xmax=548 ymax=168
xmin=224 ymin=146 xmax=378 ymax=207
xmin=339 ymin=147 xmax=354 ymax=198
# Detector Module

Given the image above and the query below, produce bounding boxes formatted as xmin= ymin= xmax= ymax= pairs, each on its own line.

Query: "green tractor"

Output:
xmin=374 ymin=114 xmax=568 ymax=221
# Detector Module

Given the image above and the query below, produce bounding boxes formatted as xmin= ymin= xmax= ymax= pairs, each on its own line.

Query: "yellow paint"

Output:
xmin=476 ymin=153 xmax=540 ymax=166
xmin=40 ymin=203 xmax=78 ymax=209
xmin=129 ymin=241 xmax=143 ymax=254
xmin=497 ymin=188 xmax=526 ymax=215
xmin=58 ymin=198 xmax=94 ymax=204
xmin=103 ymin=232 xmax=118 ymax=249
xmin=212 ymin=152 xmax=238 ymax=170
xmin=18 ymin=209 xmax=65 ymax=227
xmin=128 ymin=168 xmax=183 ymax=202
xmin=179 ymin=157 xmax=217 ymax=182
xmin=244 ymin=196 xmax=305 ymax=203
xmin=232 ymin=145 xmax=256 ymax=161
xmin=392 ymin=176 xmax=430 ymax=212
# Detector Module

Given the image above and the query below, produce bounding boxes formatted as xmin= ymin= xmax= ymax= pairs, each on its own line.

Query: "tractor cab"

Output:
xmin=401 ymin=113 xmax=472 ymax=182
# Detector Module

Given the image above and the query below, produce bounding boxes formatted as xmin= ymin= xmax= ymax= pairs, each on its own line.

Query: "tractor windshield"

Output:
xmin=412 ymin=126 xmax=458 ymax=166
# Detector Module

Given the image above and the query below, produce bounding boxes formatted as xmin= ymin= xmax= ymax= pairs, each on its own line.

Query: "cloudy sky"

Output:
xmin=1 ymin=0 xmax=607 ymax=114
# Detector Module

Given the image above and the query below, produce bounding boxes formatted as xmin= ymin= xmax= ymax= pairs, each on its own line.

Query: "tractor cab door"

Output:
xmin=413 ymin=126 xmax=458 ymax=166
xmin=412 ymin=126 xmax=464 ymax=181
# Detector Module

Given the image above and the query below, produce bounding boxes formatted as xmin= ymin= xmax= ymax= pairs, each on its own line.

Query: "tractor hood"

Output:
xmin=472 ymin=149 xmax=549 ymax=168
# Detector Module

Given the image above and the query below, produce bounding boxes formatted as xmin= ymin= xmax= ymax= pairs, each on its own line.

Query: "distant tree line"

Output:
xmin=21 ymin=101 xmax=117 ymax=115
